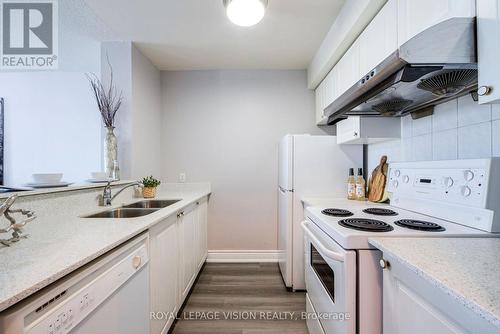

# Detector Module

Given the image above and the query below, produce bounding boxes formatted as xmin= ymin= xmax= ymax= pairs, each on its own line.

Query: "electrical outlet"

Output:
xmin=179 ymin=173 xmax=186 ymax=183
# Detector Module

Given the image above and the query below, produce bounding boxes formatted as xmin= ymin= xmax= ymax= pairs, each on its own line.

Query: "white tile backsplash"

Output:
xmin=493 ymin=120 xmax=500 ymax=157
xmin=401 ymin=115 xmax=413 ymax=138
xmin=458 ymin=122 xmax=492 ymax=159
xmin=401 ymin=137 xmax=413 ymax=161
xmin=493 ymin=105 xmax=500 ymax=120
xmin=432 ymin=129 xmax=458 ymax=160
xmin=366 ymin=140 xmax=402 ymax=172
xmin=457 ymin=95 xmax=491 ymax=127
xmin=368 ymin=97 xmax=499 ymax=165
xmin=432 ymin=99 xmax=457 ymax=132
xmin=411 ymin=115 xmax=432 ymax=136
xmin=413 ymin=134 xmax=433 ymax=161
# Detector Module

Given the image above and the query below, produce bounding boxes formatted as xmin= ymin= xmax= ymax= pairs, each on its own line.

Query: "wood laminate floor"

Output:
xmin=170 ymin=263 xmax=308 ymax=334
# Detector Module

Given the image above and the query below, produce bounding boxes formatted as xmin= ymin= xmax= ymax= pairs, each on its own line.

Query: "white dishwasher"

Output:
xmin=0 ymin=233 xmax=150 ymax=334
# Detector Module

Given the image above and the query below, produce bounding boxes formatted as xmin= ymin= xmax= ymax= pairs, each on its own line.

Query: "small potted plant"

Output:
xmin=141 ymin=175 xmax=161 ymax=198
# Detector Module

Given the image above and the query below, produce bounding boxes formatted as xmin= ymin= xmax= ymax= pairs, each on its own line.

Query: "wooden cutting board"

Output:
xmin=368 ymin=155 xmax=388 ymax=202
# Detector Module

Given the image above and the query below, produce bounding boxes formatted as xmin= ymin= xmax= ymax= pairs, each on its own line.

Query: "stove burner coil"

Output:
xmin=394 ymin=219 xmax=445 ymax=232
xmin=338 ymin=218 xmax=394 ymax=232
xmin=363 ymin=208 xmax=398 ymax=216
xmin=321 ymin=208 xmax=354 ymax=217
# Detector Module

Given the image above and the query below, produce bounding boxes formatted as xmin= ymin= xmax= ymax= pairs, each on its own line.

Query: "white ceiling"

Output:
xmin=83 ymin=0 xmax=345 ymax=70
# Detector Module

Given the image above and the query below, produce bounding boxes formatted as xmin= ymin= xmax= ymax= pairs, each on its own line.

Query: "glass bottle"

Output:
xmin=356 ymin=168 xmax=366 ymax=201
xmin=347 ymin=168 xmax=356 ymax=200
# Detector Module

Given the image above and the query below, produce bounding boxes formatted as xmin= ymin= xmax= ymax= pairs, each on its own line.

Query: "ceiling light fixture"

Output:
xmin=223 ymin=0 xmax=268 ymax=27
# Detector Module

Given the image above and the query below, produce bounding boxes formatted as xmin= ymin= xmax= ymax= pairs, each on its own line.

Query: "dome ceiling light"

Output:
xmin=223 ymin=0 xmax=268 ymax=27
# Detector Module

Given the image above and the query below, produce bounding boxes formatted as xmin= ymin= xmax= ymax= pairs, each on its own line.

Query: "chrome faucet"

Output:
xmin=102 ymin=181 xmax=143 ymax=206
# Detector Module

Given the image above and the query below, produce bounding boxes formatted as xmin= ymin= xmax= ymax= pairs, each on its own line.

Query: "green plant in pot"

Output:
xmin=141 ymin=176 xmax=161 ymax=198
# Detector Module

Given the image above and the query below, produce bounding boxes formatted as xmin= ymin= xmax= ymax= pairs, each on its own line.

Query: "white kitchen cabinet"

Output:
xmin=177 ymin=197 xmax=209 ymax=303
xmin=382 ymin=254 xmax=497 ymax=334
xmin=315 ymin=67 xmax=337 ymax=125
xmin=315 ymin=79 xmax=328 ymax=125
xmin=477 ymin=0 xmax=500 ymax=104
xmin=149 ymin=215 xmax=178 ymax=334
xmin=335 ymin=39 xmax=360 ymax=99
xmin=358 ymin=0 xmax=398 ymax=76
xmin=336 ymin=116 xmax=401 ymax=144
xmin=397 ymin=0 xmax=475 ymax=46
xmin=179 ymin=203 xmax=198 ymax=301
xmin=196 ymin=197 xmax=208 ymax=270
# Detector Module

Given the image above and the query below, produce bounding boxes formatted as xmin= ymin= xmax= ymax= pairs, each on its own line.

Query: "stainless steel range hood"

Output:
xmin=325 ymin=17 xmax=477 ymax=125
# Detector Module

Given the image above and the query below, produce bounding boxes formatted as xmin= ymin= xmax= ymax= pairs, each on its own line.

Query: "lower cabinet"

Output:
xmin=196 ymin=198 xmax=208 ymax=270
xmin=382 ymin=253 xmax=497 ymax=334
xmin=149 ymin=215 xmax=178 ymax=334
xmin=149 ymin=196 xmax=209 ymax=334
xmin=179 ymin=203 xmax=198 ymax=301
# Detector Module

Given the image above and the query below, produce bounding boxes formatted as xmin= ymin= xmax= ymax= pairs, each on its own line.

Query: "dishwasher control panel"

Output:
xmin=27 ymin=244 xmax=148 ymax=334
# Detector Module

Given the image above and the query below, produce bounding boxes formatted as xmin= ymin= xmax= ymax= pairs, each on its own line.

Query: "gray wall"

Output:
xmin=130 ymin=46 xmax=163 ymax=179
xmin=161 ymin=70 xmax=332 ymax=250
xmin=102 ymin=42 xmax=163 ymax=180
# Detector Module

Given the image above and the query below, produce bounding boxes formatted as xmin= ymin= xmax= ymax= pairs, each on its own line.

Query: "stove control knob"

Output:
xmin=403 ymin=175 xmax=410 ymax=184
xmin=464 ymin=170 xmax=474 ymax=182
xmin=461 ymin=186 xmax=472 ymax=197
xmin=394 ymin=169 xmax=401 ymax=177
xmin=379 ymin=259 xmax=390 ymax=269
xmin=444 ymin=177 xmax=454 ymax=188
xmin=392 ymin=180 xmax=399 ymax=188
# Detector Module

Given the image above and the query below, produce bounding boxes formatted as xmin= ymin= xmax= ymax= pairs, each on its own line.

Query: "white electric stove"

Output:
xmin=302 ymin=158 xmax=500 ymax=334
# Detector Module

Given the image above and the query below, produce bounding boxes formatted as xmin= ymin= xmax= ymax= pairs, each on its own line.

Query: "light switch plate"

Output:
xmin=179 ymin=173 xmax=186 ymax=183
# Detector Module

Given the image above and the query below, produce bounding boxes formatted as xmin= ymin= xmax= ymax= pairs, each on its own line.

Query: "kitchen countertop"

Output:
xmin=0 ymin=180 xmax=134 ymax=199
xmin=369 ymin=237 xmax=500 ymax=328
xmin=0 ymin=187 xmax=210 ymax=312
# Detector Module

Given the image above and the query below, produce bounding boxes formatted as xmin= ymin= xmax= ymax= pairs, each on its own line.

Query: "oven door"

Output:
xmin=302 ymin=220 xmax=356 ymax=334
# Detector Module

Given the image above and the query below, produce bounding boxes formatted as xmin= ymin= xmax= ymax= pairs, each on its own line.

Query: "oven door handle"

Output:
xmin=301 ymin=221 xmax=345 ymax=262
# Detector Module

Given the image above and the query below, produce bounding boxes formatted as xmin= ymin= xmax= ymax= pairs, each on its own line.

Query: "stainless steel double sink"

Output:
xmin=83 ymin=200 xmax=181 ymax=218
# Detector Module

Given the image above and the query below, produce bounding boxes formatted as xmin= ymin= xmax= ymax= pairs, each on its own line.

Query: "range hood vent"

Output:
xmin=372 ymin=99 xmax=413 ymax=116
xmin=325 ymin=17 xmax=477 ymax=125
xmin=417 ymin=69 xmax=477 ymax=97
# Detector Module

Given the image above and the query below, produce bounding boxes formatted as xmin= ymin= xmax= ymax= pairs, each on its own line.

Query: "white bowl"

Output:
xmin=32 ymin=173 xmax=63 ymax=184
xmin=91 ymin=172 xmax=108 ymax=180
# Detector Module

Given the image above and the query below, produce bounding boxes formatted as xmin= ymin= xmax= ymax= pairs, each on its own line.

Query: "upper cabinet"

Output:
xmin=315 ymin=67 xmax=337 ymax=125
xmin=314 ymin=0 xmax=478 ymax=125
xmin=359 ymin=0 xmax=398 ymax=77
xmin=336 ymin=39 xmax=361 ymax=99
xmin=336 ymin=116 xmax=401 ymax=144
xmin=397 ymin=0 xmax=475 ymax=46
xmin=477 ymin=0 xmax=500 ymax=104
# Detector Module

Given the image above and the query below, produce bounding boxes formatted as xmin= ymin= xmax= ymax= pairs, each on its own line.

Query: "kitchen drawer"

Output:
xmin=306 ymin=293 xmax=326 ymax=334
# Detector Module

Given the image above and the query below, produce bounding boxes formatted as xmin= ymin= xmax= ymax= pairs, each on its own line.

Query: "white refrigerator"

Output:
xmin=278 ymin=134 xmax=363 ymax=290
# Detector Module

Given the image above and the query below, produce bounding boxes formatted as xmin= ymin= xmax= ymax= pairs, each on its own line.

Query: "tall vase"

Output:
xmin=104 ymin=126 xmax=118 ymax=178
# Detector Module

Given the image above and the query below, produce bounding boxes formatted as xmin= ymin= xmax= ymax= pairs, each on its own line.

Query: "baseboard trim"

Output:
xmin=207 ymin=250 xmax=279 ymax=263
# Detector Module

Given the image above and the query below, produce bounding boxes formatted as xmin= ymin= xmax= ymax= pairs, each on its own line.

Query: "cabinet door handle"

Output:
xmin=478 ymin=86 xmax=492 ymax=96
xmin=379 ymin=259 xmax=390 ymax=269
xmin=132 ymin=255 xmax=142 ymax=269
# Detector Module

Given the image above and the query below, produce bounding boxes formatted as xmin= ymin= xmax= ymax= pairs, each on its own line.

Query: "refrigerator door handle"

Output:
xmin=279 ymin=186 xmax=293 ymax=193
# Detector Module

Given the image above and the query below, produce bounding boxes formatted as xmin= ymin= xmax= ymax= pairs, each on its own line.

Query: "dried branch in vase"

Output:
xmin=86 ymin=57 xmax=123 ymax=128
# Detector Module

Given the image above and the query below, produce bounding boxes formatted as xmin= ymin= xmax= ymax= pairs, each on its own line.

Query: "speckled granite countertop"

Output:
xmin=369 ymin=237 xmax=500 ymax=328
xmin=0 ymin=185 xmax=210 ymax=312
